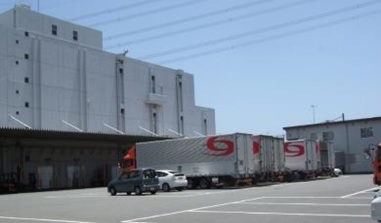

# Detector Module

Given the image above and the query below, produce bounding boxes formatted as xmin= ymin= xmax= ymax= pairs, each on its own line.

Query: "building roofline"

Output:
xmin=0 ymin=127 xmax=172 ymax=143
xmin=283 ymin=116 xmax=381 ymax=130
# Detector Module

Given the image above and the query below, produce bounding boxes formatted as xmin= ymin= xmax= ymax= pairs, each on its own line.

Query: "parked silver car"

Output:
xmin=107 ymin=168 xmax=159 ymax=196
xmin=156 ymin=170 xmax=188 ymax=192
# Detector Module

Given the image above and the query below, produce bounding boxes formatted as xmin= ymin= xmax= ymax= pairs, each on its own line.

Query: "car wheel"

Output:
xmin=162 ymin=183 xmax=171 ymax=192
xmin=134 ymin=186 xmax=142 ymax=195
xmin=199 ymin=178 xmax=211 ymax=189
xmin=109 ymin=187 xmax=117 ymax=196
xmin=126 ymin=192 xmax=131 ymax=195
xmin=150 ymin=190 xmax=157 ymax=195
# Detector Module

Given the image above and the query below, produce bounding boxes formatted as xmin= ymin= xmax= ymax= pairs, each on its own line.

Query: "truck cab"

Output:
xmin=365 ymin=142 xmax=381 ymax=185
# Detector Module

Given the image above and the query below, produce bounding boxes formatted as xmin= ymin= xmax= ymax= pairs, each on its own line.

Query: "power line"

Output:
xmin=68 ymin=0 xmax=162 ymax=21
xmin=103 ymin=0 xmax=274 ymax=41
xmin=136 ymin=0 xmax=381 ymax=60
xmin=105 ymin=0 xmax=316 ymax=49
xmin=157 ymin=9 xmax=381 ymax=64
xmin=88 ymin=0 xmax=208 ymax=27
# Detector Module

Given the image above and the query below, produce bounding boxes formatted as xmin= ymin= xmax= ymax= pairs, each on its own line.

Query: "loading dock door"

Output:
xmin=37 ymin=166 xmax=53 ymax=189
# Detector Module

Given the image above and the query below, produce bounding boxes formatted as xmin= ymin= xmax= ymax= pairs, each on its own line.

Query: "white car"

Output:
xmin=372 ymin=190 xmax=381 ymax=222
xmin=156 ymin=170 xmax=188 ymax=192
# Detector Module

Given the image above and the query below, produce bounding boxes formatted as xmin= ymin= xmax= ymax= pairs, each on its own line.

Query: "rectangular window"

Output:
xmin=151 ymin=75 xmax=156 ymax=93
xmin=73 ymin=30 xmax=78 ymax=41
xmin=24 ymin=53 xmax=29 ymax=59
xmin=322 ymin=131 xmax=334 ymax=140
xmin=52 ymin=25 xmax=57 ymax=35
xmin=361 ymin=127 xmax=374 ymax=138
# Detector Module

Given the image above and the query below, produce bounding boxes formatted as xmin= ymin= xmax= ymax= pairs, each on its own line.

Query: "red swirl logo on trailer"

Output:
xmin=203 ymin=136 xmax=234 ymax=156
xmin=284 ymin=142 xmax=305 ymax=157
xmin=252 ymin=137 xmax=260 ymax=155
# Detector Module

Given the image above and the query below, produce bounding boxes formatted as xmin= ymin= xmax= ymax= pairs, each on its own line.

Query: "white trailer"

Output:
xmin=284 ymin=139 xmax=321 ymax=180
xmin=253 ymin=135 xmax=285 ymax=181
xmin=318 ymin=140 xmax=336 ymax=175
xmin=135 ymin=133 xmax=260 ymax=188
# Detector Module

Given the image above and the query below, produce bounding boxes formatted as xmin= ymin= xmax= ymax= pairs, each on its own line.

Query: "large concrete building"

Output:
xmin=0 ymin=5 xmax=215 ymax=191
xmin=284 ymin=116 xmax=381 ymax=174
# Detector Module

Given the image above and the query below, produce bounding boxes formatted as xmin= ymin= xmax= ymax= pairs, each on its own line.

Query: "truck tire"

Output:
xmin=134 ymin=186 xmax=142 ymax=195
xmin=199 ymin=178 xmax=211 ymax=189
xmin=109 ymin=187 xmax=117 ymax=196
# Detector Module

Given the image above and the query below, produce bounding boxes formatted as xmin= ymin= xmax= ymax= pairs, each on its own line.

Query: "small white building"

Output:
xmin=0 ymin=5 xmax=215 ymax=137
xmin=284 ymin=116 xmax=381 ymax=174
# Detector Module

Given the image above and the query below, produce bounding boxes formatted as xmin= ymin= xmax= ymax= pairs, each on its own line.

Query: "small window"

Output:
xmin=15 ymin=90 xmax=19 ymax=94
xmin=15 ymin=40 xmax=19 ymax=44
xmin=120 ymin=108 xmax=125 ymax=114
xmin=119 ymin=68 xmax=123 ymax=74
xmin=322 ymin=131 xmax=334 ymax=140
xmin=73 ymin=30 xmax=78 ymax=41
xmin=16 ymin=111 xmax=19 ymax=115
xmin=15 ymin=60 xmax=19 ymax=65
xmin=25 ymin=102 xmax=29 ymax=108
xmin=24 ymin=77 xmax=29 ymax=83
xmin=24 ymin=53 xmax=29 ymax=59
xmin=361 ymin=127 xmax=374 ymax=138
xmin=24 ymin=32 xmax=29 ymax=37
xmin=52 ymin=25 xmax=57 ymax=35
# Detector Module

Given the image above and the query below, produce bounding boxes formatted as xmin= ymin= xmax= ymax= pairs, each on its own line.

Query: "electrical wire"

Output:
xmin=88 ymin=0 xmax=208 ymax=27
xmin=136 ymin=0 xmax=381 ymax=60
xmin=103 ymin=0 xmax=274 ymax=41
xmin=157 ymin=9 xmax=381 ymax=64
xmin=68 ymin=0 xmax=162 ymax=21
xmin=105 ymin=0 xmax=316 ymax=49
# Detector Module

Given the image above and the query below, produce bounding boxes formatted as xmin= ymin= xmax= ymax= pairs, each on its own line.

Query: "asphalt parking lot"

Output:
xmin=0 ymin=174 xmax=377 ymax=223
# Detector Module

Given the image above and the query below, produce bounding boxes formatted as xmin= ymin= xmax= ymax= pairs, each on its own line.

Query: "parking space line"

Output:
xmin=189 ymin=210 xmax=370 ymax=218
xmin=241 ymin=202 xmax=369 ymax=206
xmin=341 ymin=187 xmax=379 ymax=198
xmin=121 ymin=197 xmax=266 ymax=222
xmin=0 ymin=216 xmax=95 ymax=223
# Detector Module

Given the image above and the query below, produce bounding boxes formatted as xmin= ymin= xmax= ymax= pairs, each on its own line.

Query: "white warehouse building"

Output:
xmin=0 ymin=5 xmax=215 ymax=137
xmin=0 ymin=5 xmax=215 ymax=191
xmin=284 ymin=116 xmax=381 ymax=174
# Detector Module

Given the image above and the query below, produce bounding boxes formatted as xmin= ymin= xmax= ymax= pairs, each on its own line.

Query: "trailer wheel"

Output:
xmin=199 ymin=178 xmax=211 ymax=189
xmin=187 ymin=179 xmax=197 ymax=189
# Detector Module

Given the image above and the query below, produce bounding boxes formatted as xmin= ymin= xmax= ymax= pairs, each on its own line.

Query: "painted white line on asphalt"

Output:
xmin=190 ymin=210 xmax=370 ymax=218
xmin=0 ymin=216 xmax=95 ymax=223
xmin=241 ymin=202 xmax=370 ymax=206
xmin=341 ymin=187 xmax=379 ymax=198
xmin=46 ymin=195 xmax=108 ymax=198
xmin=120 ymin=197 xmax=266 ymax=222
xmin=261 ymin=196 xmax=340 ymax=199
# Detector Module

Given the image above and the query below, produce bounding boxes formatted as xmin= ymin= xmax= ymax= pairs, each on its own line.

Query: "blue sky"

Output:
xmin=1 ymin=0 xmax=380 ymax=136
